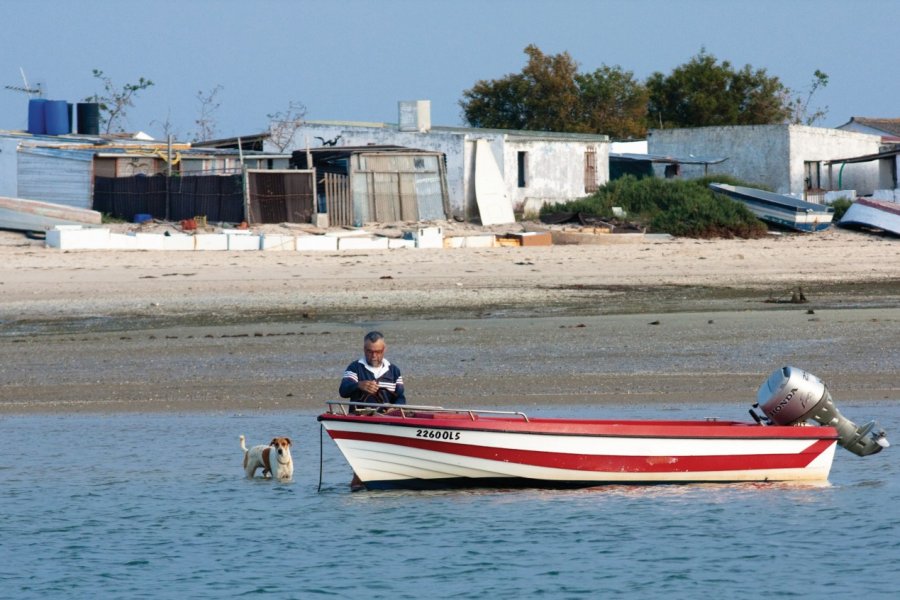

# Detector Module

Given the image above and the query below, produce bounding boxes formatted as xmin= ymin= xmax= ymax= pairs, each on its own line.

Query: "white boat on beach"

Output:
xmin=319 ymin=367 xmax=888 ymax=490
xmin=839 ymin=197 xmax=900 ymax=236
xmin=709 ymin=183 xmax=833 ymax=232
xmin=0 ymin=195 xmax=102 ymax=232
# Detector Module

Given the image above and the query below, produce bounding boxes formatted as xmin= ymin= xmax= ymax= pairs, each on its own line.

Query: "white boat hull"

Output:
xmin=839 ymin=198 xmax=900 ymax=235
xmin=320 ymin=408 xmax=838 ymax=489
xmin=0 ymin=195 xmax=102 ymax=232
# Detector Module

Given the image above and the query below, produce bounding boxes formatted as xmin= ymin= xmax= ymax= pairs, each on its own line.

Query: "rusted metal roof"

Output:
xmin=840 ymin=117 xmax=900 ymax=137
xmin=825 ymin=147 xmax=900 ymax=165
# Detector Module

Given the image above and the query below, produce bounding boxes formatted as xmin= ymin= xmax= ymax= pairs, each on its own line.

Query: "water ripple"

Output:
xmin=2 ymin=406 xmax=898 ymax=599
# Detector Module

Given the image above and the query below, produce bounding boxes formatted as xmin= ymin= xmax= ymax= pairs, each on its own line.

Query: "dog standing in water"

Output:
xmin=240 ymin=435 xmax=294 ymax=481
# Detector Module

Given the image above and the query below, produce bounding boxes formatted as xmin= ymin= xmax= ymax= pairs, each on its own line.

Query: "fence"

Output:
xmin=324 ymin=172 xmax=352 ymax=226
xmin=93 ymin=174 xmax=244 ymax=223
xmin=94 ymin=171 xmax=317 ymax=224
xmin=804 ymin=189 xmax=826 ymax=204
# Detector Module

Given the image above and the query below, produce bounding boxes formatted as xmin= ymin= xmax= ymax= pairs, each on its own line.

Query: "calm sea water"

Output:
xmin=2 ymin=402 xmax=898 ymax=600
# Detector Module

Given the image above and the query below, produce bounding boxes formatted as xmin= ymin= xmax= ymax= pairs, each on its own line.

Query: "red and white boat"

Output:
xmin=318 ymin=367 xmax=888 ymax=490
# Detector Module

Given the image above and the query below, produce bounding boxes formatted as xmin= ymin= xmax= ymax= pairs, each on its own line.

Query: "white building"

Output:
xmin=836 ymin=117 xmax=900 ymax=141
xmin=647 ymin=124 xmax=883 ymax=198
xmin=269 ymin=101 xmax=609 ymax=222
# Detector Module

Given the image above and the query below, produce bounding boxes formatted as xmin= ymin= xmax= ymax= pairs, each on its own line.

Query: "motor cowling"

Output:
xmin=755 ymin=366 xmax=889 ymax=457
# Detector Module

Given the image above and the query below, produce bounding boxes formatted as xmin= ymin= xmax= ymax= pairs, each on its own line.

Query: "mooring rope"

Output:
xmin=318 ymin=422 xmax=324 ymax=492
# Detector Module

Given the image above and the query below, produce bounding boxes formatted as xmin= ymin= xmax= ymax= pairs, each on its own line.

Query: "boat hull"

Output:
xmin=839 ymin=197 xmax=900 ymax=236
xmin=319 ymin=411 xmax=838 ymax=490
xmin=0 ymin=195 xmax=102 ymax=232
xmin=709 ymin=183 xmax=833 ymax=232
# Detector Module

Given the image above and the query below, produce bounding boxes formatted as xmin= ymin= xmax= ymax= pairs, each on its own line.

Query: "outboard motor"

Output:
xmin=754 ymin=366 xmax=889 ymax=457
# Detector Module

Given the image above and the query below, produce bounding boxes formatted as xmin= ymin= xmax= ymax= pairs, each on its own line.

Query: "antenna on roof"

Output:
xmin=4 ymin=67 xmax=44 ymax=97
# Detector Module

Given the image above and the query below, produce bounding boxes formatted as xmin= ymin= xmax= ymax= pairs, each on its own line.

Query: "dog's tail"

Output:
xmin=240 ymin=434 xmax=249 ymax=453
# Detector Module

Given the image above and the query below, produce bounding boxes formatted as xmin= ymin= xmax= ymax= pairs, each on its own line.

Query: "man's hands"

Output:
xmin=357 ymin=380 xmax=380 ymax=395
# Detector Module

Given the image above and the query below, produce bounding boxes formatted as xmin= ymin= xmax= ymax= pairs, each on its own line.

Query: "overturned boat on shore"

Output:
xmin=709 ymin=183 xmax=833 ymax=232
xmin=0 ymin=195 xmax=101 ymax=232
xmin=839 ymin=197 xmax=900 ymax=236
xmin=319 ymin=367 xmax=887 ymax=490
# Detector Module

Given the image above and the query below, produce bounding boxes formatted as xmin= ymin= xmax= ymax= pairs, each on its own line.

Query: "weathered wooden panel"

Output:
xmin=584 ymin=147 xmax=598 ymax=193
xmin=246 ymin=170 xmax=315 ymax=224
xmin=324 ymin=172 xmax=352 ymax=226
xmin=373 ymin=172 xmax=400 ymax=222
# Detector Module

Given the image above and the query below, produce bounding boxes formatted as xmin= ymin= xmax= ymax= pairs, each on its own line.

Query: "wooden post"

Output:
xmin=165 ymin=135 xmax=172 ymax=221
xmin=242 ymin=166 xmax=251 ymax=224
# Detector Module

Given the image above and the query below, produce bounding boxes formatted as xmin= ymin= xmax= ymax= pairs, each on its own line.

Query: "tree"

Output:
xmin=458 ymin=73 xmax=531 ymax=130
xmin=517 ymin=45 xmax=582 ymax=132
xmin=193 ymin=84 xmax=224 ymax=142
xmin=576 ymin=65 xmax=649 ymax=139
xmin=83 ymin=69 xmax=154 ymax=134
xmin=460 ymin=45 xmax=648 ymax=137
xmin=266 ymin=100 xmax=307 ymax=152
xmin=461 ymin=45 xmax=579 ymax=132
xmin=784 ymin=70 xmax=829 ymax=126
xmin=646 ymin=49 xmax=789 ymax=128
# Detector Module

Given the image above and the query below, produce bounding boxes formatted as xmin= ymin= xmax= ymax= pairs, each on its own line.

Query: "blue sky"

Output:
xmin=3 ymin=0 xmax=898 ymax=140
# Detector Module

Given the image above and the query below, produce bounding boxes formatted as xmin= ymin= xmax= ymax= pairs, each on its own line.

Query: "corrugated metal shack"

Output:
xmin=291 ymin=145 xmax=449 ymax=227
xmin=0 ymin=130 xmax=309 ymax=224
xmin=17 ymin=145 xmax=94 ymax=209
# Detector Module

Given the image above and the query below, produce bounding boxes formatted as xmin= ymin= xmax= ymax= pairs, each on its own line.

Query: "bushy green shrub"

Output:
xmin=829 ymin=198 xmax=853 ymax=221
xmin=541 ymin=174 xmax=769 ymax=238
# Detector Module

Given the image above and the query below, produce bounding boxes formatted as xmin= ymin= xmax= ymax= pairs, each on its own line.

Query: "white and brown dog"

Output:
xmin=240 ymin=435 xmax=294 ymax=481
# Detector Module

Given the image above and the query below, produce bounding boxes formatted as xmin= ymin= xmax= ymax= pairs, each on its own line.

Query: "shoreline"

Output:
xmin=1 ymin=227 xmax=899 ymax=415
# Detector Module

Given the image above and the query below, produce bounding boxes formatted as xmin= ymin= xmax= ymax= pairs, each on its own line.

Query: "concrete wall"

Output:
xmin=610 ymin=140 xmax=648 ymax=154
xmin=886 ymin=157 xmax=900 ymax=189
xmin=787 ymin=125 xmax=881 ymax=195
xmin=277 ymin=122 xmax=609 ymax=220
xmin=648 ymin=125 xmax=791 ymax=191
xmin=504 ymin=138 xmax=608 ymax=214
xmin=648 ymin=125 xmax=881 ymax=195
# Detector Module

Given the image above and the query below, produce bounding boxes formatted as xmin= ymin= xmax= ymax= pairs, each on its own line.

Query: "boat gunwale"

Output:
xmin=850 ymin=197 xmax=900 ymax=217
xmin=318 ymin=410 xmax=838 ymax=441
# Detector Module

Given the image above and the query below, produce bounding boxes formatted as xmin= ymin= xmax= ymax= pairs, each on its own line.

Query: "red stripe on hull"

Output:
xmin=320 ymin=414 xmax=835 ymax=439
xmin=329 ymin=430 xmax=834 ymax=473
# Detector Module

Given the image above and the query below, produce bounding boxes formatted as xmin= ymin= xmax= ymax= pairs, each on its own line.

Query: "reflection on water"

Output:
xmin=1 ymin=403 xmax=897 ymax=599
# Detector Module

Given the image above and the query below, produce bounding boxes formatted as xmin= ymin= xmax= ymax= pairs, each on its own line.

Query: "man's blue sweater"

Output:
xmin=339 ymin=358 xmax=406 ymax=405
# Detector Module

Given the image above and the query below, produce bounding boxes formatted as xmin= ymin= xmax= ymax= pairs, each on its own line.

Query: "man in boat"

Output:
xmin=340 ymin=331 xmax=405 ymax=490
xmin=339 ymin=331 xmax=406 ymax=410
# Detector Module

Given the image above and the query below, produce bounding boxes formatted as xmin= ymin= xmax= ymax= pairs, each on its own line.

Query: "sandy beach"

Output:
xmin=1 ymin=225 xmax=898 ymax=413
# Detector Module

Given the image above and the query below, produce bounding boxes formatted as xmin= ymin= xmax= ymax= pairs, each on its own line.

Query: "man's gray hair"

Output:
xmin=364 ymin=331 xmax=384 ymax=344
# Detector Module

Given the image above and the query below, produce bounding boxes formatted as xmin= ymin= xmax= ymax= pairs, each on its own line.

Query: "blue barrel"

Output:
xmin=27 ymin=98 xmax=47 ymax=134
xmin=76 ymin=102 xmax=100 ymax=135
xmin=44 ymin=100 xmax=70 ymax=135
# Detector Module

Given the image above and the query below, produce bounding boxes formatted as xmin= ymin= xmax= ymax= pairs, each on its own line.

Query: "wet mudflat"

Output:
xmin=2 ymin=306 xmax=898 ymax=414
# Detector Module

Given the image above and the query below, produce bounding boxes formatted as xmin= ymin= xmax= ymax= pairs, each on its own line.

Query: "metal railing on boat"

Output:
xmin=324 ymin=400 xmax=530 ymax=422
